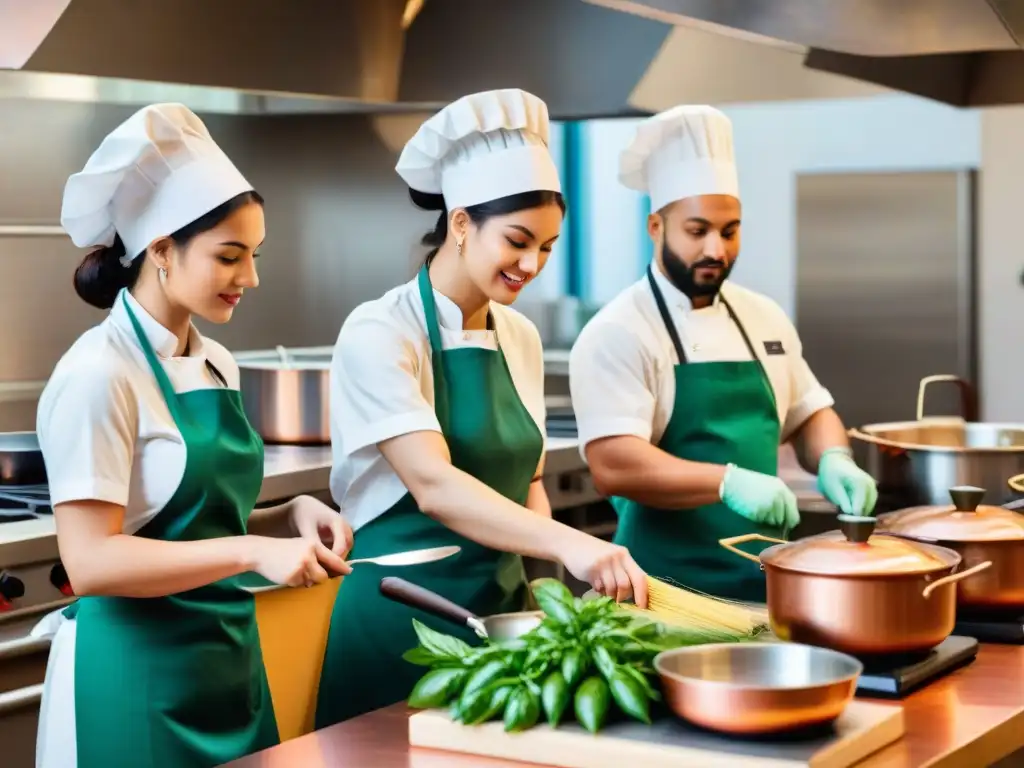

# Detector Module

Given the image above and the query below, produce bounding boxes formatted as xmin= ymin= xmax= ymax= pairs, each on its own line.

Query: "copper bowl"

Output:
xmin=654 ymin=642 xmax=862 ymax=735
xmin=720 ymin=516 xmax=992 ymax=656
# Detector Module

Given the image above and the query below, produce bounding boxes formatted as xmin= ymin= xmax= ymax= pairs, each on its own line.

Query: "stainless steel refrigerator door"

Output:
xmin=795 ymin=170 xmax=977 ymax=431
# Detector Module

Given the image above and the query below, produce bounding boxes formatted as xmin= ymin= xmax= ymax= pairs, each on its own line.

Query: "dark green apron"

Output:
xmin=63 ymin=293 xmax=279 ymax=767
xmin=611 ymin=267 xmax=783 ymax=602
xmin=314 ymin=265 xmax=543 ymax=727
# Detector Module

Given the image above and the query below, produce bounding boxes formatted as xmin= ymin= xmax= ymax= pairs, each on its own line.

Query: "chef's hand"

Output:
xmin=249 ymin=536 xmax=351 ymax=587
xmin=817 ymin=448 xmax=878 ymax=517
xmin=559 ymin=534 xmax=649 ymax=609
xmin=720 ymin=464 xmax=801 ymax=529
xmin=289 ymin=495 xmax=354 ymax=559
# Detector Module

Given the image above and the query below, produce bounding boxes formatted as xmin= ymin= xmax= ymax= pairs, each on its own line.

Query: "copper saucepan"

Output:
xmin=719 ymin=516 xmax=992 ymax=656
xmin=654 ymin=641 xmax=863 ymax=735
xmin=379 ymin=577 xmax=542 ymax=642
xmin=874 ymin=484 xmax=1024 ymax=614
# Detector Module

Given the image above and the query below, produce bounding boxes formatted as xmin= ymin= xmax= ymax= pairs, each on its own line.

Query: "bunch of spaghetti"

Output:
xmin=624 ymin=576 xmax=771 ymax=640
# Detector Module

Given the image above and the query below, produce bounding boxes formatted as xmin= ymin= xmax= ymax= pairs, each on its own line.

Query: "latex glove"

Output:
xmin=720 ymin=464 xmax=800 ymax=529
xmin=817 ymin=448 xmax=878 ymax=517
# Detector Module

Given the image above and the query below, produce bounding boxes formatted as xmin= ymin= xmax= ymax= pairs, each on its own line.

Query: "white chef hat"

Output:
xmin=61 ymin=102 xmax=253 ymax=261
xmin=395 ymin=88 xmax=561 ymax=210
xmin=619 ymin=105 xmax=738 ymax=212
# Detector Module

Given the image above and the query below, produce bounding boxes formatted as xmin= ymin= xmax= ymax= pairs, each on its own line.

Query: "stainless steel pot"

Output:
xmin=234 ymin=346 xmax=332 ymax=444
xmin=848 ymin=375 xmax=1024 ymax=506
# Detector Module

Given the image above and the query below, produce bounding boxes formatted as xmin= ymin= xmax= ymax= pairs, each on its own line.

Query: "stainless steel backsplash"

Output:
xmin=0 ymin=99 xmax=433 ymax=388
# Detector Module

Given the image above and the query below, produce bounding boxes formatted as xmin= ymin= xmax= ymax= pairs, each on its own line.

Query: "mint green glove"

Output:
xmin=817 ymin=448 xmax=878 ymax=516
xmin=720 ymin=464 xmax=800 ymax=529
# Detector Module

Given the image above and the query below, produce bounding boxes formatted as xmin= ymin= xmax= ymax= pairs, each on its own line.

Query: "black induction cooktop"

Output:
xmin=854 ymin=635 xmax=979 ymax=698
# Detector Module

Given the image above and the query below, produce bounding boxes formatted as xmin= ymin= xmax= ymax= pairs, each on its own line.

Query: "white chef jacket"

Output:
xmin=569 ymin=267 xmax=834 ymax=458
xmin=329 ymin=275 xmax=547 ymax=532
xmin=32 ymin=288 xmax=240 ymax=768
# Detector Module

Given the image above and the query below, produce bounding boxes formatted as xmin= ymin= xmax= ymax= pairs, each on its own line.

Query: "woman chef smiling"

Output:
xmin=32 ymin=103 xmax=351 ymax=768
xmin=314 ymin=89 xmax=648 ymax=727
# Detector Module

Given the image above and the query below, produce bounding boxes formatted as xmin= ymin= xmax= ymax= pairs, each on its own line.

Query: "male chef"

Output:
xmin=568 ymin=105 xmax=877 ymax=601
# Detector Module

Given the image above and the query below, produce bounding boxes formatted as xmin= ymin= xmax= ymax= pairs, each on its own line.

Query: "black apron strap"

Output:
xmin=646 ymin=266 xmax=777 ymax=408
xmin=646 ymin=266 xmax=688 ymax=364
xmin=721 ymin=294 xmax=778 ymax=410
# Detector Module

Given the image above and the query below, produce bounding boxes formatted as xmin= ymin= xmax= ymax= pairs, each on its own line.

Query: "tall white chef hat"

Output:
xmin=395 ymin=88 xmax=561 ymax=210
xmin=619 ymin=105 xmax=738 ymax=212
xmin=61 ymin=102 xmax=253 ymax=261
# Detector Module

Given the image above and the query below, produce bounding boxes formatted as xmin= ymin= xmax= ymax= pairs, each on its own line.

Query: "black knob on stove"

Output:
xmin=0 ymin=571 xmax=25 ymax=601
xmin=50 ymin=563 xmax=73 ymax=596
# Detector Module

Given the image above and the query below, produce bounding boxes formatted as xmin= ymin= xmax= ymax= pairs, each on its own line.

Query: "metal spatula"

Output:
xmin=346 ymin=545 xmax=461 ymax=567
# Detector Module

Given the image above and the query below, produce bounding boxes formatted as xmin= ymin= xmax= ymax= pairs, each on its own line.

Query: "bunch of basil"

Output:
xmin=404 ymin=578 xmax=750 ymax=733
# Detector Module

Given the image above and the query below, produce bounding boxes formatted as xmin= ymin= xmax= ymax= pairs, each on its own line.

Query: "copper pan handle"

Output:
xmin=719 ymin=533 xmax=787 ymax=565
xmin=1008 ymin=474 xmax=1024 ymax=494
xmin=915 ymin=375 xmax=978 ymax=422
xmin=921 ymin=561 xmax=992 ymax=599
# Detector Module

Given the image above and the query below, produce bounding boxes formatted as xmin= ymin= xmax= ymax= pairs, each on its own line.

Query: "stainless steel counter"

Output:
xmin=0 ymin=437 xmax=840 ymax=565
xmin=0 ymin=437 xmax=589 ymax=564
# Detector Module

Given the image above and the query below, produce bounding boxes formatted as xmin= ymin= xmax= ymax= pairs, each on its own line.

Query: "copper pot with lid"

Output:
xmin=720 ymin=517 xmax=992 ymax=656
xmin=875 ymin=485 xmax=1024 ymax=613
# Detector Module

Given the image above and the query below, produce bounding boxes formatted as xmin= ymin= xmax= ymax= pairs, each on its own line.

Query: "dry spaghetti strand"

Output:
xmin=627 ymin=576 xmax=769 ymax=637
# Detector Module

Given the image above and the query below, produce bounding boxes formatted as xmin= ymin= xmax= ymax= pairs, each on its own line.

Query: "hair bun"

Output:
xmin=73 ymin=238 xmax=139 ymax=310
xmin=408 ymin=188 xmax=446 ymax=213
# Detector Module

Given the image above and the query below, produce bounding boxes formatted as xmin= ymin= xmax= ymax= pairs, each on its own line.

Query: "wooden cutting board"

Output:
xmin=408 ymin=700 xmax=904 ymax=768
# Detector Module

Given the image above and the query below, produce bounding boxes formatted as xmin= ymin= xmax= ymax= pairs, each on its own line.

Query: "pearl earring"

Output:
xmin=158 ymin=266 xmax=168 ymax=283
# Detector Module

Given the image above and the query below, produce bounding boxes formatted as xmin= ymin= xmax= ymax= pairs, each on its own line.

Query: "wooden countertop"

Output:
xmin=223 ymin=643 xmax=1024 ymax=768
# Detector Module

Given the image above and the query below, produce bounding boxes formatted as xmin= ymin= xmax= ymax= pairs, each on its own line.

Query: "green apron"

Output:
xmin=611 ymin=267 xmax=784 ymax=602
xmin=314 ymin=265 xmax=543 ymax=727
xmin=63 ymin=293 xmax=279 ymax=767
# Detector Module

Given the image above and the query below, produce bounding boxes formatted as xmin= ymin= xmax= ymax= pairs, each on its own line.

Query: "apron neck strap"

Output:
xmin=417 ymin=265 xmax=445 ymax=356
xmin=646 ymin=266 xmax=689 ymax=363
xmin=645 ymin=264 xmax=769 ymax=372
xmin=120 ymin=292 xmax=184 ymax=424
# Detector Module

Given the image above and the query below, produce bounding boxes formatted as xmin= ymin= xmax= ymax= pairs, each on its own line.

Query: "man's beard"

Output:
xmin=661 ymin=236 xmax=733 ymax=300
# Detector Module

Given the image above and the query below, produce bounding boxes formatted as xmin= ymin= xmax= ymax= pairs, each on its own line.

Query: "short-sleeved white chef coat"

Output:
xmin=329 ymin=275 xmax=547 ymax=532
xmin=569 ymin=267 xmax=834 ymax=458
xmin=32 ymin=288 xmax=241 ymax=768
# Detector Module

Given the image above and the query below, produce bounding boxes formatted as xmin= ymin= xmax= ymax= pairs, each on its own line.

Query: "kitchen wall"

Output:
xmin=0 ymin=99 xmax=435 ymax=427
xmin=574 ymin=94 xmax=982 ymax=314
xmin=566 ymin=94 xmax=1024 ymax=419
xmin=978 ymin=106 xmax=1024 ymax=423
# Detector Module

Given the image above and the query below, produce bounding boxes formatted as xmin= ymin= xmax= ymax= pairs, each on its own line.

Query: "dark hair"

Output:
xmin=410 ymin=188 xmax=566 ymax=264
xmin=73 ymin=190 xmax=266 ymax=310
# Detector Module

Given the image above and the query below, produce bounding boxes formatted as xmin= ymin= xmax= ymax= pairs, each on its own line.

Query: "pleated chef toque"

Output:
xmin=61 ymin=103 xmax=253 ymax=261
xmin=395 ymin=88 xmax=561 ymax=210
xmin=619 ymin=104 xmax=738 ymax=212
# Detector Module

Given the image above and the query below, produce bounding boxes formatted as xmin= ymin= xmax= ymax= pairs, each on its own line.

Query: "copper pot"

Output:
xmin=720 ymin=517 xmax=992 ymax=656
xmin=875 ymin=485 xmax=1024 ymax=614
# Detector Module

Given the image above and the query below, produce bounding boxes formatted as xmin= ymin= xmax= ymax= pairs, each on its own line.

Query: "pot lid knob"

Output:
xmin=838 ymin=514 xmax=876 ymax=543
xmin=949 ymin=485 xmax=985 ymax=513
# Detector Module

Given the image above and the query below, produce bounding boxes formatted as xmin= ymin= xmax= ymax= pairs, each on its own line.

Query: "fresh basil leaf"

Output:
xmin=401 ymin=646 xmax=443 ymax=666
xmin=531 ymin=579 xmax=577 ymax=624
xmin=411 ymin=618 xmax=474 ymax=661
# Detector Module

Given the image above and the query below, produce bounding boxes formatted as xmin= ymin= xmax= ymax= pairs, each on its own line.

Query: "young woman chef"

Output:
xmin=31 ymin=103 xmax=352 ymax=768
xmin=314 ymin=89 xmax=649 ymax=727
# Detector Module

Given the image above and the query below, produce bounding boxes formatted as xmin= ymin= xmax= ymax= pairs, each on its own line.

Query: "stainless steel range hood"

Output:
xmin=585 ymin=0 xmax=1024 ymax=108
xmin=3 ymin=0 xmax=671 ymax=118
